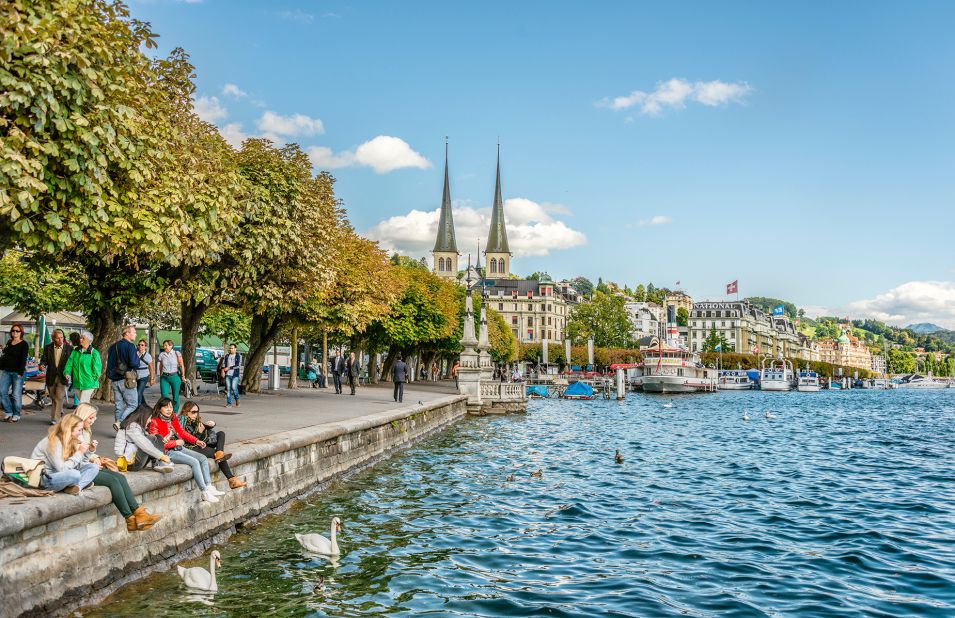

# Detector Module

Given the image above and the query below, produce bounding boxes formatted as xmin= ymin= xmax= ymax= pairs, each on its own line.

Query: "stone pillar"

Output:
xmin=478 ymin=304 xmax=493 ymax=381
xmin=458 ymin=288 xmax=482 ymax=406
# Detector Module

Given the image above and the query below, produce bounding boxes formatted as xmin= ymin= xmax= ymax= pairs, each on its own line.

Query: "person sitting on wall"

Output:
xmin=72 ymin=403 xmax=163 ymax=532
xmin=30 ymin=415 xmax=99 ymax=494
xmin=147 ymin=397 xmax=224 ymax=503
xmin=178 ymin=401 xmax=247 ymax=490
xmin=115 ymin=403 xmax=175 ymax=473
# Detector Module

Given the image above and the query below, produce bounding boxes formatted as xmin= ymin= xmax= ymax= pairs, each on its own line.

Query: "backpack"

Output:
xmin=2 ymin=456 xmax=45 ymax=488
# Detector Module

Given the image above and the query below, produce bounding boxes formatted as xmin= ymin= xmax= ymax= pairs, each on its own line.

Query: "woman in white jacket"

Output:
xmin=114 ymin=404 xmax=174 ymax=473
xmin=31 ymin=415 xmax=99 ymax=494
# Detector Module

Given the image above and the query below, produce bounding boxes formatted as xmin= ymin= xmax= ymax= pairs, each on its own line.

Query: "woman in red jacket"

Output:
xmin=146 ymin=397 xmax=224 ymax=504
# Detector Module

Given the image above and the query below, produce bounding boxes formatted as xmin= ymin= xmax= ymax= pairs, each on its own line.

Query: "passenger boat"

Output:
xmin=561 ymin=381 xmax=595 ymax=400
xmin=718 ymin=369 xmax=754 ymax=390
xmin=759 ymin=358 xmax=794 ymax=391
xmin=796 ymin=368 xmax=821 ymax=392
xmin=895 ymin=374 xmax=948 ymax=389
xmin=641 ymin=336 xmax=717 ymax=394
xmin=858 ymin=378 xmax=888 ymax=389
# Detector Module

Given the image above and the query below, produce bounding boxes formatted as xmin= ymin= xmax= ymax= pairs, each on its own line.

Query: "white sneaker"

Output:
xmin=208 ymin=486 xmax=226 ymax=497
xmin=154 ymin=462 xmax=174 ymax=473
xmin=4 ymin=413 xmax=13 ymax=421
xmin=201 ymin=489 xmax=219 ymax=503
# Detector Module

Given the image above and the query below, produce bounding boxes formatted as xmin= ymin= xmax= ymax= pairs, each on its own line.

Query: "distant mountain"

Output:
xmin=907 ymin=323 xmax=944 ymax=334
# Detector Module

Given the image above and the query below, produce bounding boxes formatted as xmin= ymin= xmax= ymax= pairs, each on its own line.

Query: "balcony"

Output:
xmin=480 ymin=381 xmax=527 ymax=402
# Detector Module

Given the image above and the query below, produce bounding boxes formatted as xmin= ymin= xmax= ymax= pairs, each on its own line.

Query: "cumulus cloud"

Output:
xmin=257 ymin=111 xmax=325 ymax=138
xmin=599 ymin=78 xmax=752 ymax=116
xmin=222 ymin=83 xmax=247 ymax=98
xmin=847 ymin=281 xmax=955 ymax=329
xmin=639 ymin=215 xmax=672 ymax=226
xmin=193 ymin=95 xmax=227 ymax=122
xmin=307 ymin=136 xmax=431 ymax=173
xmin=365 ymin=198 xmax=586 ymax=258
xmin=218 ymin=123 xmax=248 ymax=149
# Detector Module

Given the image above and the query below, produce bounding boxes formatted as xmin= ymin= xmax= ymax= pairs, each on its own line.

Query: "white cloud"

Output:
xmin=847 ymin=281 xmax=955 ymax=329
xmin=364 ymin=198 xmax=586 ymax=258
xmin=280 ymin=9 xmax=314 ymax=23
xmin=193 ymin=95 xmax=227 ymax=122
xmin=638 ymin=215 xmax=672 ymax=226
xmin=257 ymin=111 xmax=325 ymax=138
xmin=599 ymin=78 xmax=752 ymax=116
xmin=222 ymin=83 xmax=246 ymax=98
xmin=307 ymin=136 xmax=431 ymax=174
xmin=219 ymin=123 xmax=248 ymax=148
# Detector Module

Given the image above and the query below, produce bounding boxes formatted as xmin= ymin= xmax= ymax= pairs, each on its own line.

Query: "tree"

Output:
xmin=569 ymin=276 xmax=594 ymax=298
xmin=676 ymin=307 xmax=689 ymax=327
xmin=702 ymin=328 xmax=731 ymax=353
xmin=886 ymin=348 xmax=915 ymax=374
xmin=566 ymin=291 xmax=635 ymax=348
xmin=0 ymin=251 xmax=76 ymax=319
xmin=200 ymin=307 xmax=250 ymax=348
xmin=633 ymin=284 xmax=646 ymax=302
xmin=595 ymin=277 xmax=610 ymax=294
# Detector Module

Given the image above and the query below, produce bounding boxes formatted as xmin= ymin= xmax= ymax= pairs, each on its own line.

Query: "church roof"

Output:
xmin=433 ymin=142 xmax=457 ymax=253
xmin=485 ymin=146 xmax=510 ymax=255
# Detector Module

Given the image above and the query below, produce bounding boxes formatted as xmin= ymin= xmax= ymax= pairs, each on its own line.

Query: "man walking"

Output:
xmin=392 ymin=355 xmax=408 ymax=403
xmin=107 ymin=325 xmax=140 ymax=431
xmin=41 ymin=329 xmax=72 ymax=424
xmin=346 ymin=351 xmax=359 ymax=396
xmin=222 ymin=343 xmax=242 ymax=408
xmin=331 ymin=351 xmax=345 ymax=394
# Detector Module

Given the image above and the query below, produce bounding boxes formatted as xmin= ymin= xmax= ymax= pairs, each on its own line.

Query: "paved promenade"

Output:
xmin=0 ymin=380 xmax=458 ymax=459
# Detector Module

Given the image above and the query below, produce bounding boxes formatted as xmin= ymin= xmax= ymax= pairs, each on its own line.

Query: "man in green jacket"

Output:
xmin=63 ymin=330 xmax=102 ymax=404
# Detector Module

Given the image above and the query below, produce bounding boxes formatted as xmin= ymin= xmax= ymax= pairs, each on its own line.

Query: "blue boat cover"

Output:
xmin=527 ymin=385 xmax=549 ymax=397
xmin=746 ymin=370 xmax=760 ymax=382
xmin=564 ymin=381 xmax=594 ymax=397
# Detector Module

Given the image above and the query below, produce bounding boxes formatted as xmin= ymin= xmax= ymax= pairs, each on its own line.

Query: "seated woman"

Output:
xmin=72 ymin=403 xmax=162 ymax=532
xmin=147 ymin=397 xmax=224 ymax=503
xmin=178 ymin=401 xmax=247 ymax=490
xmin=115 ymin=404 xmax=175 ymax=473
xmin=30 ymin=415 xmax=99 ymax=494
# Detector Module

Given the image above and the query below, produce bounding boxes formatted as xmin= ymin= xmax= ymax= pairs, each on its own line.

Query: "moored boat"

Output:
xmin=718 ymin=369 xmax=754 ymax=390
xmin=561 ymin=381 xmax=595 ymax=400
xmin=796 ymin=368 xmax=821 ymax=392
xmin=895 ymin=374 xmax=948 ymax=389
xmin=759 ymin=358 xmax=794 ymax=391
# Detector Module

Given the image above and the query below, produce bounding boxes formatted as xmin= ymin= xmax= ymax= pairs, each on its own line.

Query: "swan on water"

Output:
xmin=177 ymin=550 xmax=221 ymax=591
xmin=765 ymin=410 xmax=776 ymax=419
xmin=743 ymin=412 xmax=750 ymax=422
xmin=663 ymin=402 xmax=674 ymax=408
xmin=295 ymin=517 xmax=343 ymax=555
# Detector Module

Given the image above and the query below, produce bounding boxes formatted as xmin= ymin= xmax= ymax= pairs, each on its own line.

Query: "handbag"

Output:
xmin=3 ymin=456 xmax=46 ymax=488
xmin=97 ymin=456 xmax=120 ymax=473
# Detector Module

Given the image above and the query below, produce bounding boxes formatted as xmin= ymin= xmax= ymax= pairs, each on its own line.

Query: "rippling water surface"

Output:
xmin=83 ymin=390 xmax=955 ymax=617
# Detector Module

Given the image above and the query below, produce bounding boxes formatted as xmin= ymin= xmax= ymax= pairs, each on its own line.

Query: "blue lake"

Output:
xmin=83 ymin=389 xmax=955 ymax=617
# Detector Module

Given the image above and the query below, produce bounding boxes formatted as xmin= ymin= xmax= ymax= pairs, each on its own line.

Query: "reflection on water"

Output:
xmin=81 ymin=390 xmax=955 ymax=617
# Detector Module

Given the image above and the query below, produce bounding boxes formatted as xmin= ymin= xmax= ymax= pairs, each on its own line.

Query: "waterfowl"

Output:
xmin=295 ymin=517 xmax=343 ymax=555
xmin=743 ymin=412 xmax=750 ymax=422
xmin=614 ymin=450 xmax=624 ymax=464
xmin=177 ymin=550 xmax=220 ymax=591
xmin=506 ymin=474 xmax=516 ymax=482
xmin=530 ymin=469 xmax=543 ymax=479
xmin=765 ymin=410 xmax=776 ymax=419
xmin=663 ymin=402 xmax=674 ymax=408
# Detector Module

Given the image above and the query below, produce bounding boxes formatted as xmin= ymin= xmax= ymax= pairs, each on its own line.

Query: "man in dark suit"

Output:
xmin=391 ymin=356 xmax=408 ymax=403
xmin=346 ymin=351 xmax=359 ymax=395
xmin=330 ymin=352 xmax=345 ymax=394
xmin=41 ymin=328 xmax=73 ymax=424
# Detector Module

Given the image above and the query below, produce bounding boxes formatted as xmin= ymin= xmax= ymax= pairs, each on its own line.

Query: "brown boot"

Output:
xmin=133 ymin=506 xmax=162 ymax=530
xmin=126 ymin=515 xmax=138 ymax=532
xmin=228 ymin=477 xmax=247 ymax=490
xmin=214 ymin=451 xmax=232 ymax=462
xmin=63 ymin=485 xmax=80 ymax=495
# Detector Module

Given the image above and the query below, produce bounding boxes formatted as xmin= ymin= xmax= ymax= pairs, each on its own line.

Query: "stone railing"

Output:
xmin=480 ymin=381 xmax=527 ymax=401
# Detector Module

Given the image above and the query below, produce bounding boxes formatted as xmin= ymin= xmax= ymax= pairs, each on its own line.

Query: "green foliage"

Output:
xmin=566 ymin=291 xmax=635 ymax=348
xmin=633 ymin=284 xmax=646 ymax=301
xmin=886 ymin=348 xmax=915 ymax=374
xmin=569 ymin=276 xmax=594 ymax=298
xmin=0 ymin=251 xmax=76 ymax=318
xmin=676 ymin=307 xmax=689 ymax=327
xmin=201 ymin=307 xmax=250 ymax=346
xmin=745 ymin=297 xmax=798 ymax=319
xmin=487 ymin=307 xmax=517 ymax=363
xmin=519 ymin=342 xmax=639 ymax=368
xmin=702 ymin=328 xmax=732 ymax=353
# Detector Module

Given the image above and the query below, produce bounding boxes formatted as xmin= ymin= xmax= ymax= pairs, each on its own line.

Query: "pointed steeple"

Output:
xmin=485 ymin=144 xmax=510 ymax=255
xmin=433 ymin=139 xmax=457 ymax=253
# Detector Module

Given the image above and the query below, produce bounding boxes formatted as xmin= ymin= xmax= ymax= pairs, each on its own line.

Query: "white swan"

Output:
xmin=743 ymin=411 xmax=750 ymax=422
xmin=295 ymin=517 xmax=343 ymax=555
xmin=765 ymin=410 xmax=776 ymax=419
xmin=177 ymin=550 xmax=220 ymax=591
xmin=663 ymin=402 xmax=674 ymax=408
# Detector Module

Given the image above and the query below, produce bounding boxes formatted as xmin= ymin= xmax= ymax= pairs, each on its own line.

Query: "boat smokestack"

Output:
xmin=666 ymin=305 xmax=678 ymax=339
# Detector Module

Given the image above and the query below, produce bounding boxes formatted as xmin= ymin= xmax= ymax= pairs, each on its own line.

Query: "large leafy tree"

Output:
xmin=0 ymin=250 xmax=76 ymax=318
xmin=566 ymin=291 xmax=635 ymax=348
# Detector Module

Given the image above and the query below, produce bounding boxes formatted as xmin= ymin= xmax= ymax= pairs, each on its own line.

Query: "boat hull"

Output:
xmin=760 ymin=380 xmax=793 ymax=392
xmin=718 ymin=383 xmax=753 ymax=390
xmin=643 ymin=377 xmax=716 ymax=393
xmin=896 ymin=382 xmax=948 ymax=389
xmin=796 ymin=384 xmax=821 ymax=392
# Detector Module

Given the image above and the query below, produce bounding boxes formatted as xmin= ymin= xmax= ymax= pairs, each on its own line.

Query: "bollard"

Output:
xmin=616 ymin=368 xmax=625 ymax=400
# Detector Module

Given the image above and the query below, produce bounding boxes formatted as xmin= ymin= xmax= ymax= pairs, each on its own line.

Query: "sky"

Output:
xmin=130 ymin=0 xmax=955 ymax=328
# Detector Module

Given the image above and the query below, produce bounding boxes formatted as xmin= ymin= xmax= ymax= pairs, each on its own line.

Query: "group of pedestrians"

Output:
xmin=328 ymin=350 xmax=360 ymax=395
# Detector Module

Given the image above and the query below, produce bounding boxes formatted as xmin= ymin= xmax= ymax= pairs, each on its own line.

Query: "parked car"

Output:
xmin=173 ymin=345 xmax=222 ymax=382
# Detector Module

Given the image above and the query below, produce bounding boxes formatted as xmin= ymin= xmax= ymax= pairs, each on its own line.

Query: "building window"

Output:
xmin=528 ymin=317 xmax=534 ymax=326
xmin=498 ymin=303 xmax=503 ymax=311
xmin=511 ymin=316 xmax=518 ymax=325
xmin=489 ymin=258 xmax=497 ymax=274
xmin=437 ymin=257 xmax=444 ymax=271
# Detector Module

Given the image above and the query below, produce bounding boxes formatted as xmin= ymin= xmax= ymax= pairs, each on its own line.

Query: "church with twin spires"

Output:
xmin=430 ymin=144 xmax=580 ymax=344
xmin=432 ymin=144 xmax=511 ymax=280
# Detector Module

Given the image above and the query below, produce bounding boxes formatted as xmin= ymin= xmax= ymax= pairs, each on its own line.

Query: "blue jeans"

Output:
xmin=111 ymin=379 xmax=138 ymax=423
xmin=136 ymin=376 xmax=150 ymax=407
xmin=41 ymin=463 xmax=99 ymax=492
xmin=168 ymin=448 xmax=211 ymax=491
xmin=226 ymin=375 xmax=240 ymax=404
xmin=0 ymin=370 xmax=24 ymax=418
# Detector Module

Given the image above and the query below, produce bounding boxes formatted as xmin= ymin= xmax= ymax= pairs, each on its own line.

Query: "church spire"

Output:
xmin=433 ymin=138 xmax=457 ymax=253
xmin=485 ymin=143 xmax=510 ymax=255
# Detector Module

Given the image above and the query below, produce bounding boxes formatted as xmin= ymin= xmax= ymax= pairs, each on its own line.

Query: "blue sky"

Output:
xmin=132 ymin=1 xmax=955 ymax=327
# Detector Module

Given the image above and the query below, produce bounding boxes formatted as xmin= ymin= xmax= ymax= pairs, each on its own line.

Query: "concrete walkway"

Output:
xmin=0 ymin=379 xmax=459 ymax=458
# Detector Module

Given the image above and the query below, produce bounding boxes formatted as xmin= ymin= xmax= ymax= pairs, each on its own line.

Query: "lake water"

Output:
xmin=81 ymin=389 xmax=955 ymax=617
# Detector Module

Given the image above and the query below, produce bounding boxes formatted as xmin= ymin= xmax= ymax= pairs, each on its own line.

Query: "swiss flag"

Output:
xmin=726 ymin=280 xmax=738 ymax=295
xmin=752 ymin=345 xmax=760 ymax=354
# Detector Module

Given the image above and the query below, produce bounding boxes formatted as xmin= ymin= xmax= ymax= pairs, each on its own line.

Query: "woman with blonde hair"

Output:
xmin=30 ymin=415 xmax=99 ymax=494
xmin=72 ymin=404 xmax=162 ymax=531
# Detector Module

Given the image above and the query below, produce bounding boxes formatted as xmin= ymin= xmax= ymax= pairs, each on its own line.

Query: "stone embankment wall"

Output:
xmin=0 ymin=396 xmax=467 ymax=618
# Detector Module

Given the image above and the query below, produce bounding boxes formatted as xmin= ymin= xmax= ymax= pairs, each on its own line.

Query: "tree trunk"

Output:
xmin=287 ymin=325 xmax=298 ymax=389
xmin=90 ymin=307 xmax=123 ymax=400
xmin=368 ymin=351 xmax=379 ymax=384
xmin=180 ymin=297 xmax=210 ymax=388
xmin=242 ymin=313 xmax=284 ymax=393
xmin=380 ymin=347 xmax=399 ymax=383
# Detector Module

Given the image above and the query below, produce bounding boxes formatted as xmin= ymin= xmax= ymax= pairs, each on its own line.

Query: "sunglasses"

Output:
xmin=11 ymin=330 xmax=22 ymax=334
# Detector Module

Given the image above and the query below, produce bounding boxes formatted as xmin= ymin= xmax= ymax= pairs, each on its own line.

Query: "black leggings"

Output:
xmin=188 ymin=431 xmax=233 ymax=478
xmin=95 ymin=469 xmax=139 ymax=518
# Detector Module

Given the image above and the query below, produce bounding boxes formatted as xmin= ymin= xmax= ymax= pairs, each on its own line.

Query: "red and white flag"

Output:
xmin=752 ymin=344 xmax=760 ymax=355
xmin=726 ymin=280 xmax=738 ymax=295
